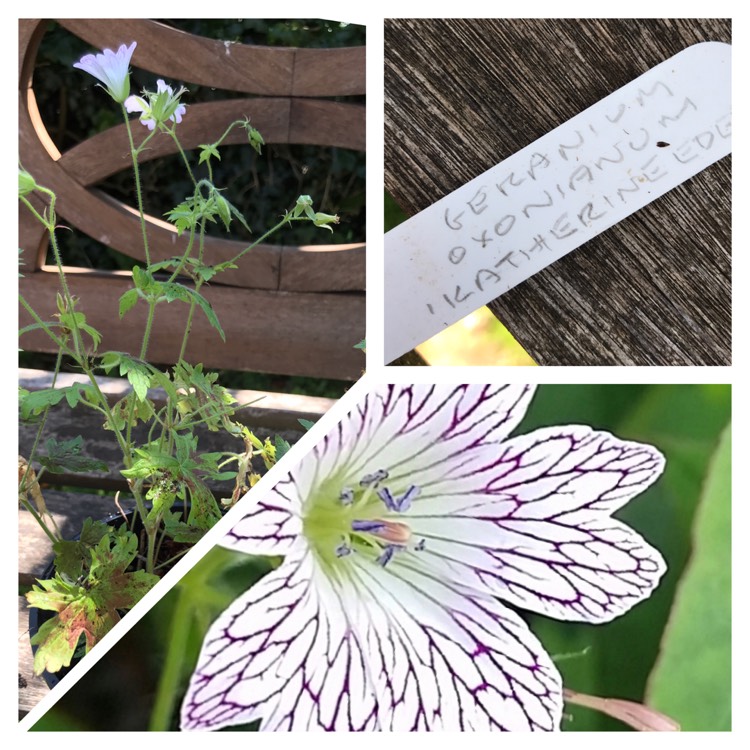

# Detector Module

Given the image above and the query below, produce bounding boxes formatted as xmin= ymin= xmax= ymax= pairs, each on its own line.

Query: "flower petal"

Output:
xmin=221 ymin=474 xmax=303 ymax=556
xmin=407 ymin=426 xmax=666 ymax=623
xmin=181 ymin=545 xmax=381 ymax=731
xmin=295 ymin=385 xmax=536 ymax=503
xmin=181 ymin=541 xmax=563 ymax=731
xmin=348 ymin=555 xmax=563 ymax=730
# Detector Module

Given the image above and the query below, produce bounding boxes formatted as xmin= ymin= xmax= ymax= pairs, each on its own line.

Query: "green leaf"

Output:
xmin=298 ymin=418 xmax=315 ymax=431
xmin=646 ymin=423 xmax=731 ymax=730
xmin=119 ymin=288 xmax=139 ymax=318
xmin=274 ymin=435 xmax=291 ymax=461
xmin=38 ymin=436 xmax=109 ymax=474
xmin=20 ymin=384 xmax=97 ymax=420
xmin=354 ymin=338 xmax=366 ymax=350
xmin=163 ymin=284 xmax=225 ymax=341
xmin=163 ymin=512 xmax=207 ymax=543
xmin=99 ymin=352 xmax=154 ymax=402
xmin=29 ymin=596 xmax=103 ymax=675
xmin=198 ymin=143 xmax=221 ymax=164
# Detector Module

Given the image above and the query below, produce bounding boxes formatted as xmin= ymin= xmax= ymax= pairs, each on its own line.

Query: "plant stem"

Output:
xmin=148 ymin=586 xmax=193 ymax=730
xmin=227 ymin=214 xmax=306 ymax=267
xmin=19 ymin=497 xmax=60 ymax=545
xmin=122 ymin=104 xmax=151 ymax=267
xmin=167 ymin=127 xmax=197 ymax=187
xmin=18 ymin=296 xmax=75 ymax=356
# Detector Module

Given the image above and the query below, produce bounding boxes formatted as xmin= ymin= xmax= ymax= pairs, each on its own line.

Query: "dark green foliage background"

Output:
xmin=30 ymin=385 xmax=731 ymax=731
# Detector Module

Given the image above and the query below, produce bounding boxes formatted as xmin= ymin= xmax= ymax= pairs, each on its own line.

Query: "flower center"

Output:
xmin=302 ymin=468 xmax=425 ymax=571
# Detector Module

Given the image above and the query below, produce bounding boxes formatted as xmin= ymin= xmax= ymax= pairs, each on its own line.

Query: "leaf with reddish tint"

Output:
xmin=27 ymin=531 xmax=159 ymax=675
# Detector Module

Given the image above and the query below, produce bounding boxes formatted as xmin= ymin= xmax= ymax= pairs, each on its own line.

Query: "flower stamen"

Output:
xmin=378 ymin=484 xmax=420 ymax=512
xmin=359 ymin=469 xmax=389 ymax=487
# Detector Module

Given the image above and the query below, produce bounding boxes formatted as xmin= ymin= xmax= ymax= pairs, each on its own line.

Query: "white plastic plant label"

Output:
xmin=384 ymin=42 xmax=731 ymax=363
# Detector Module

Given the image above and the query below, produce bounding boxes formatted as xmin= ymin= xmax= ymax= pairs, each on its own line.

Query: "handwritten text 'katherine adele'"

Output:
xmin=427 ymin=81 xmax=731 ymax=317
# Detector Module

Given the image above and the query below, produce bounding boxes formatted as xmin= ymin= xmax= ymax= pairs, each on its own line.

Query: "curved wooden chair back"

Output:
xmin=19 ymin=19 xmax=365 ymax=379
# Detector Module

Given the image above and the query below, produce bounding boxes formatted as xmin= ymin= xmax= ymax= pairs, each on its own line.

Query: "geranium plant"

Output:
xmin=18 ymin=41 xmax=338 ymax=678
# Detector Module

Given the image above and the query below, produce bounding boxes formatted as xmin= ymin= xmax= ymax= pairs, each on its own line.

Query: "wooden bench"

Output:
xmin=385 ymin=19 xmax=730 ymax=366
xmin=18 ymin=18 xmax=363 ymax=719
xmin=20 ymin=18 xmax=365 ymax=379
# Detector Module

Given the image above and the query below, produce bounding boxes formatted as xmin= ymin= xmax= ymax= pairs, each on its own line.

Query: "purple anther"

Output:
xmin=377 ymin=487 xmax=397 ymax=511
xmin=377 ymin=545 xmax=397 ymax=567
xmin=396 ymin=485 xmax=420 ymax=512
xmin=415 ymin=538 xmax=426 ymax=551
xmin=378 ymin=485 xmax=420 ymax=513
xmin=335 ymin=542 xmax=352 ymax=557
xmin=360 ymin=469 xmax=389 ymax=488
xmin=339 ymin=487 xmax=354 ymax=505
xmin=351 ymin=520 xmax=387 ymax=533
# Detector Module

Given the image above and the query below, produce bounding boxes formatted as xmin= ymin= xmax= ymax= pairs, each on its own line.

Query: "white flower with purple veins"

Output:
xmin=125 ymin=79 xmax=187 ymax=130
xmin=181 ymin=385 xmax=666 ymax=731
xmin=73 ymin=42 xmax=136 ymax=103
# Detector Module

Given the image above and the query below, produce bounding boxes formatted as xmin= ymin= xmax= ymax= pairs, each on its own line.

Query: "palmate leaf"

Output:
xmin=38 ymin=436 xmax=108 ymax=474
xmin=162 ymin=283 xmax=225 ymax=341
xmin=20 ymin=383 xmax=97 ymax=420
xmin=274 ymin=435 xmax=291 ymax=461
xmin=119 ymin=288 xmax=139 ymax=318
xmin=99 ymin=352 xmax=155 ymax=402
xmin=28 ymin=532 xmax=159 ymax=675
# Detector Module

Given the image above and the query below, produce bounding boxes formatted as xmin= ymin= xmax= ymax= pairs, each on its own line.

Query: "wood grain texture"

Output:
xmin=19 ymin=272 xmax=365 ymax=379
xmin=59 ymin=19 xmax=365 ymax=96
xmin=385 ymin=19 xmax=731 ymax=366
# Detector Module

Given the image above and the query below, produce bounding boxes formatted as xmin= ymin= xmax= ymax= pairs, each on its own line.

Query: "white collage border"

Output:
xmin=4 ymin=1 xmax=744 ymax=744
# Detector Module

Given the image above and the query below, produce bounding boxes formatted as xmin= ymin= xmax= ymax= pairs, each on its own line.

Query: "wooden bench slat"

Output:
xmin=58 ymin=99 xmax=365 ymax=187
xmin=19 ymin=272 xmax=365 ymax=379
xmin=59 ymin=19 xmax=365 ymax=96
xmin=279 ymin=244 xmax=366 ymax=292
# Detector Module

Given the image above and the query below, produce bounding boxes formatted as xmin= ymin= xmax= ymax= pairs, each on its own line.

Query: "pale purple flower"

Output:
xmin=125 ymin=79 xmax=187 ymax=130
xmin=73 ymin=42 xmax=136 ymax=103
xmin=181 ymin=385 xmax=666 ymax=731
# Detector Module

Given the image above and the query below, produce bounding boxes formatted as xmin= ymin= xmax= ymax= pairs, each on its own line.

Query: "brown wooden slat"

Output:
xmin=384 ymin=18 xmax=731 ymax=366
xmin=19 ymin=271 xmax=365 ymax=379
xmin=58 ymin=100 xmax=365 ymax=186
xmin=60 ymin=19 xmax=295 ymax=95
xmin=59 ymin=19 xmax=365 ymax=96
xmin=279 ymin=243 xmax=365 ymax=291
xmin=19 ymin=597 xmax=49 ymax=718
xmin=289 ymin=98 xmax=366 ymax=151
xmin=292 ymin=46 xmax=366 ymax=96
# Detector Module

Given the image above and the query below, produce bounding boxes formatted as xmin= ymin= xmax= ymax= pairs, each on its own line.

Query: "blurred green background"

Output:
xmin=384 ymin=191 xmax=535 ymax=366
xmin=30 ymin=384 xmax=731 ymax=731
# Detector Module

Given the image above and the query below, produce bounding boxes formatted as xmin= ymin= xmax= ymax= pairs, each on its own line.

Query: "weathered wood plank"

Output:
xmin=60 ymin=18 xmax=296 ymax=95
xmin=384 ymin=19 xmax=731 ymax=366
xmin=279 ymin=243 xmax=365 ymax=292
xmin=58 ymin=100 xmax=365 ymax=186
xmin=59 ymin=19 xmax=365 ymax=96
xmin=19 ymin=272 xmax=365 ymax=379
xmin=19 ymin=596 xmax=50 ymax=718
